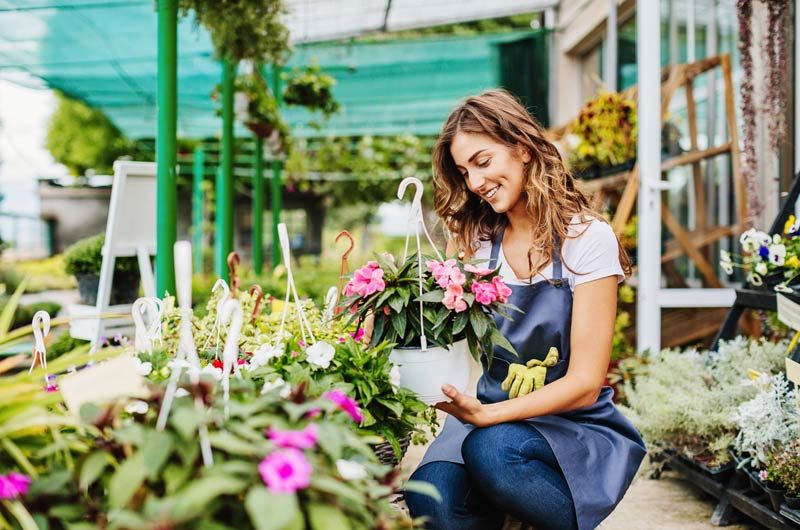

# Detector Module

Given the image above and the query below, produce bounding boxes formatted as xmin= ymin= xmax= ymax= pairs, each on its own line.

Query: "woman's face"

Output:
xmin=450 ymin=131 xmax=530 ymax=214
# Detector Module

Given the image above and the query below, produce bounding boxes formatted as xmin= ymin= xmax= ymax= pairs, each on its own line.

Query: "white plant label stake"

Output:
xmin=219 ymin=298 xmax=243 ymax=418
xmin=132 ymin=298 xmax=157 ymax=355
xmin=202 ymin=279 xmax=231 ymax=358
xmin=397 ymin=177 xmax=443 ymax=351
xmin=29 ymin=311 xmax=51 ymax=387
xmin=156 ymin=241 xmax=213 ymax=467
xmin=322 ymin=286 xmax=338 ymax=323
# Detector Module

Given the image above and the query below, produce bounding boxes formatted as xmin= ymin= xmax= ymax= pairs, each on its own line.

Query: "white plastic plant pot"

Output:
xmin=389 ymin=339 xmax=471 ymax=405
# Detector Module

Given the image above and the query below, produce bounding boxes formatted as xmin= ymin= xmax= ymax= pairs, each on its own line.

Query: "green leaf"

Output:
xmin=316 ymin=423 xmax=344 ymax=460
xmin=208 ymin=431 xmax=263 ymax=456
xmin=170 ymin=404 xmax=206 ymax=441
xmin=468 ymin=309 xmax=489 ymax=339
xmin=418 ymin=290 xmax=444 ymax=303
xmin=0 ymin=278 xmax=27 ymax=339
xmin=2 ymin=499 xmax=39 ymax=530
xmin=170 ymin=476 xmax=247 ymax=522
xmin=388 ymin=294 xmax=406 ymax=314
xmin=404 ymin=480 xmax=442 ymax=502
xmin=373 ymin=288 xmax=395 ymax=310
xmin=308 ymin=502 xmax=352 ymax=530
xmin=397 ymin=285 xmax=411 ymax=305
xmin=142 ymin=429 xmax=173 ymax=479
xmin=80 ymin=451 xmax=110 ymax=492
xmin=65 ymin=523 xmax=101 ymax=530
xmin=48 ymin=504 xmax=84 ymax=520
xmin=309 ymin=475 xmax=364 ymax=507
xmin=245 ymin=487 xmax=303 ymax=530
xmin=375 ymin=397 xmax=404 ymax=418
xmin=108 ymin=453 xmax=147 ymax=509
xmin=391 ymin=311 xmax=407 ymax=338
xmin=163 ymin=463 xmax=193 ymax=495
xmin=452 ymin=311 xmax=469 ymax=335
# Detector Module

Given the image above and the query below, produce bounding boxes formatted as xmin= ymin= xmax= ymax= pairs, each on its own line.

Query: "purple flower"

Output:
xmin=258 ymin=448 xmax=312 ymax=494
xmin=759 ymin=245 xmax=770 ymax=259
xmin=323 ymin=389 xmax=363 ymax=423
xmin=0 ymin=472 xmax=31 ymax=499
xmin=267 ymin=425 xmax=319 ymax=449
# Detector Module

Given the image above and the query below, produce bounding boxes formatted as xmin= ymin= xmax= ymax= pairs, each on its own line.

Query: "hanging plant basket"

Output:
xmin=245 ymin=120 xmax=275 ymax=139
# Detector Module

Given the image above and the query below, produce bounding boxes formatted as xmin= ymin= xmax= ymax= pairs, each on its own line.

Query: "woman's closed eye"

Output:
xmin=477 ymin=158 xmax=491 ymax=168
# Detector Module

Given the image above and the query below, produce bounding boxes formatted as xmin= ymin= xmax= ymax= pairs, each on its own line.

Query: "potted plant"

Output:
xmin=339 ymin=253 xmax=518 ymax=404
xmin=772 ymin=439 xmax=800 ymax=510
xmin=721 ymin=221 xmax=800 ymax=292
xmin=763 ymin=463 xmax=785 ymax=512
xmin=567 ymin=91 xmax=637 ymax=178
xmin=282 ymin=62 xmax=340 ymax=118
xmin=64 ymin=233 xmax=139 ymax=305
xmin=212 ymin=71 xmax=289 ymax=144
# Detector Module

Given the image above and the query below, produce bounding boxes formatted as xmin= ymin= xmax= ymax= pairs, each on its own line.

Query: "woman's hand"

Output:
xmin=434 ymin=385 xmax=495 ymax=427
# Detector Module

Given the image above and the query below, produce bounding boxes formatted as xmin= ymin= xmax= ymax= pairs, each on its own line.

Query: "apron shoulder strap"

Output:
xmin=488 ymin=224 xmax=505 ymax=270
xmin=551 ymin=235 xmax=563 ymax=280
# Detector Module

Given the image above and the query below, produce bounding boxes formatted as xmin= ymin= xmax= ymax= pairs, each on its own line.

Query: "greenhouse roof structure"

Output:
xmin=0 ymin=0 xmax=546 ymax=139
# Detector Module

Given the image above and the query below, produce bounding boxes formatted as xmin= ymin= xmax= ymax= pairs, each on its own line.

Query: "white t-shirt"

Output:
xmin=473 ymin=217 xmax=625 ymax=290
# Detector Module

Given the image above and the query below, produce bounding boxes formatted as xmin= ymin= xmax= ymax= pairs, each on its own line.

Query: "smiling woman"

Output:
xmin=405 ymin=89 xmax=646 ymax=530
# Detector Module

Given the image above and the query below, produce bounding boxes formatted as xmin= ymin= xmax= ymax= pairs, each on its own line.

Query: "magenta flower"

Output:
xmin=346 ymin=261 xmax=386 ymax=297
xmin=350 ymin=327 xmax=365 ymax=342
xmin=267 ymin=424 xmax=319 ymax=449
xmin=324 ymin=389 xmax=363 ymax=423
xmin=305 ymin=407 xmax=322 ymax=419
xmin=426 ymin=259 xmax=466 ymax=289
xmin=464 ymin=263 xmax=493 ymax=277
xmin=258 ymin=448 xmax=313 ymax=494
xmin=0 ymin=472 xmax=31 ymax=499
xmin=492 ymin=276 xmax=512 ymax=303
xmin=443 ymin=283 xmax=468 ymax=312
xmin=471 ymin=280 xmax=498 ymax=305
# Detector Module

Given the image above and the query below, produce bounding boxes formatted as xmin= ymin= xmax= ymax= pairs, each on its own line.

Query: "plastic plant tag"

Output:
xmin=777 ymin=294 xmax=800 ymax=330
xmin=59 ymin=354 xmax=150 ymax=415
xmin=786 ymin=358 xmax=800 ymax=386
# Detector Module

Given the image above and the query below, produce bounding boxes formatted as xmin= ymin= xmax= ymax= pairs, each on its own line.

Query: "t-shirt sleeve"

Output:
xmin=564 ymin=220 xmax=625 ymax=288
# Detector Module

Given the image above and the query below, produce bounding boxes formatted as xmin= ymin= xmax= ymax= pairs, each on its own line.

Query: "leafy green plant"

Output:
xmin=63 ymin=234 xmax=137 ymax=276
xmin=283 ymin=62 xmax=340 ymax=117
xmin=17 ymin=374 xmax=430 ymax=529
xmin=179 ymin=0 xmax=290 ymax=63
xmin=339 ymin=254 xmax=518 ymax=364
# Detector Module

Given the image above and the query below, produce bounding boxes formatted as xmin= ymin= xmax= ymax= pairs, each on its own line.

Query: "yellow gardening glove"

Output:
xmin=500 ymin=347 xmax=560 ymax=399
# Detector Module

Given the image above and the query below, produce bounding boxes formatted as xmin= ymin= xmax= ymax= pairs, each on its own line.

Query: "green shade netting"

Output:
xmin=0 ymin=1 xmax=542 ymax=139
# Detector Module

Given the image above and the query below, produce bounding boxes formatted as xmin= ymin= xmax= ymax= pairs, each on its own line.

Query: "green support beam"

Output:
xmin=271 ymin=64 xmax=283 ymax=269
xmin=215 ymin=57 xmax=236 ymax=282
xmin=156 ymin=0 xmax=177 ymax=296
xmin=252 ymin=136 xmax=264 ymax=275
xmin=192 ymin=146 xmax=205 ymax=273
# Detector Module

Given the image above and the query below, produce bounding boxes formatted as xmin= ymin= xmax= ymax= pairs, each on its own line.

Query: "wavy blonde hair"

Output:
xmin=432 ymin=89 xmax=631 ymax=279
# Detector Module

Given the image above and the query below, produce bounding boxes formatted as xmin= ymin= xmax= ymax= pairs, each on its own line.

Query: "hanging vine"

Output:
xmin=737 ymin=0 xmax=760 ymax=222
xmin=764 ymin=0 xmax=789 ymax=151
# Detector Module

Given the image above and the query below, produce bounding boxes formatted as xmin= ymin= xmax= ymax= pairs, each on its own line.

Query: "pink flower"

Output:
xmin=426 ymin=259 xmax=466 ymax=289
xmin=323 ymin=389 xmax=363 ymax=423
xmin=0 ymin=472 xmax=31 ymax=499
xmin=471 ymin=281 xmax=498 ymax=305
xmin=267 ymin=424 xmax=319 ymax=449
xmin=350 ymin=328 xmax=365 ymax=342
xmin=443 ymin=283 xmax=468 ymax=313
xmin=45 ymin=384 xmax=59 ymax=393
xmin=305 ymin=407 xmax=322 ymax=419
xmin=464 ymin=264 xmax=494 ymax=277
xmin=258 ymin=448 xmax=312 ymax=494
xmin=348 ymin=261 xmax=386 ymax=297
xmin=492 ymin=276 xmax=512 ymax=304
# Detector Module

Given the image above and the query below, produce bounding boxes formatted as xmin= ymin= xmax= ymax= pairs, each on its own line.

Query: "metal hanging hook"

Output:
xmin=335 ymin=230 xmax=355 ymax=310
xmin=227 ymin=252 xmax=241 ymax=296
xmin=397 ymin=176 xmax=424 ymax=207
xmin=30 ymin=310 xmax=51 ymax=376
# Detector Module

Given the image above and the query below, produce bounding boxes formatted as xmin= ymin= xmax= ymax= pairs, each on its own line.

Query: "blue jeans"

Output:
xmin=405 ymin=423 xmax=578 ymax=530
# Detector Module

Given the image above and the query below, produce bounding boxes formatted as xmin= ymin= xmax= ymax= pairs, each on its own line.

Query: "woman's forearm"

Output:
xmin=482 ymin=374 xmax=601 ymax=425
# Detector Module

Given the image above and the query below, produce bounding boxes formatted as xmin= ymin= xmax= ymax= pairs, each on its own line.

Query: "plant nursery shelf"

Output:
xmin=667 ymin=455 xmax=799 ymax=529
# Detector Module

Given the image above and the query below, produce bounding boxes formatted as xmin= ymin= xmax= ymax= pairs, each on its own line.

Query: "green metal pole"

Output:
xmin=215 ymin=58 xmax=236 ymax=282
xmin=253 ymin=136 xmax=264 ymax=275
xmin=270 ymin=64 xmax=283 ymax=269
xmin=156 ymin=0 xmax=177 ymax=296
xmin=192 ymin=146 xmax=205 ymax=273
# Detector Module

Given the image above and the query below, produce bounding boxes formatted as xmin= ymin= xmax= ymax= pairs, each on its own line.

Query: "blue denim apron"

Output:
xmin=418 ymin=226 xmax=646 ymax=530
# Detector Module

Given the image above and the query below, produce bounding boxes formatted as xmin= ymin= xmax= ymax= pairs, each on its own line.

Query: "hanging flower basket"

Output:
xmin=245 ymin=120 xmax=275 ymax=139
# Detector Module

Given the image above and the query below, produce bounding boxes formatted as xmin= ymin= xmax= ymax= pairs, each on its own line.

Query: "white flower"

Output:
xmin=740 ymin=229 xmax=770 ymax=253
xmin=175 ymin=388 xmax=190 ymax=398
xmin=769 ymin=244 xmax=786 ymax=266
xmin=200 ymin=364 xmax=224 ymax=381
xmin=124 ymin=400 xmax=149 ymax=415
xmin=747 ymin=271 xmax=763 ymax=286
xmin=336 ymin=459 xmax=367 ymax=480
xmin=720 ymin=250 xmax=734 ymax=275
xmin=261 ymin=377 xmax=290 ymax=398
xmin=306 ymin=341 xmax=335 ymax=369
xmin=755 ymin=262 xmax=768 ymax=276
xmin=133 ymin=357 xmax=152 ymax=376
xmin=249 ymin=343 xmax=283 ymax=370
xmin=389 ymin=364 xmax=401 ymax=393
